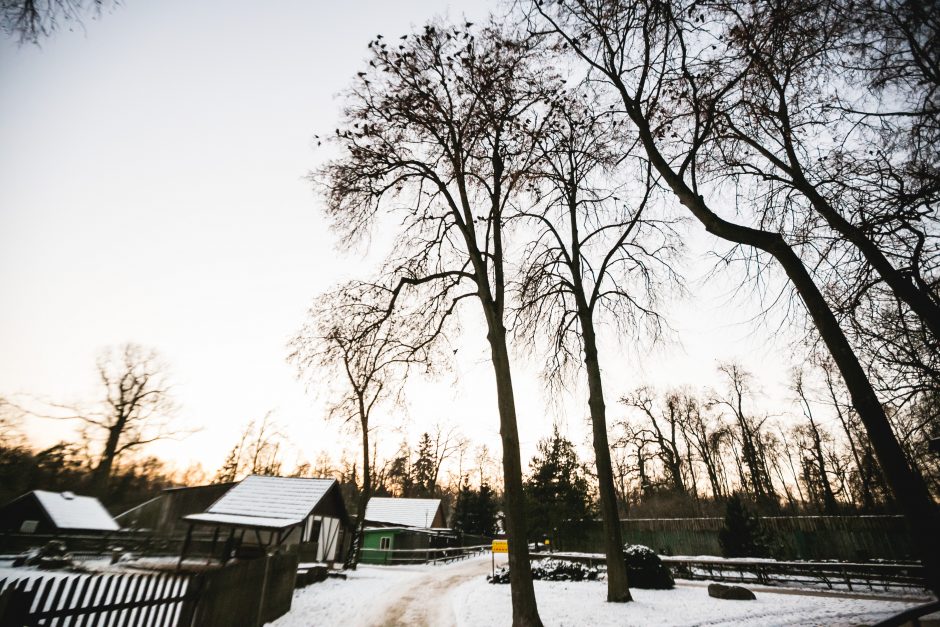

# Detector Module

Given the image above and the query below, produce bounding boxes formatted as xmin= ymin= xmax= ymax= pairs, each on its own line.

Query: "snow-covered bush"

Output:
xmin=623 ymin=544 xmax=675 ymax=589
xmin=486 ymin=558 xmax=599 ymax=584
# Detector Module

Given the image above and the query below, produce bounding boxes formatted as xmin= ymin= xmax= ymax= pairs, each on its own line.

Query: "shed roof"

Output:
xmin=364 ymin=497 xmax=443 ymax=528
xmin=183 ymin=475 xmax=340 ymax=530
xmin=32 ymin=490 xmax=119 ymax=532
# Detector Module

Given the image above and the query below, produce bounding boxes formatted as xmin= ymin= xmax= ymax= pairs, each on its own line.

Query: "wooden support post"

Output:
xmin=207 ymin=526 xmax=220 ymax=565
xmin=178 ymin=523 xmax=194 ymax=572
xmin=222 ymin=527 xmax=236 ymax=565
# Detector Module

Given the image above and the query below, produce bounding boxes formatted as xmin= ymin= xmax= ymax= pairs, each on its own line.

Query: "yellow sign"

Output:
xmin=492 ymin=539 xmax=508 ymax=554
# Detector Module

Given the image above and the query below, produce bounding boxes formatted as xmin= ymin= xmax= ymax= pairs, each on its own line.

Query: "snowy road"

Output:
xmin=268 ymin=555 xmax=929 ymax=627
xmin=360 ymin=556 xmax=493 ymax=626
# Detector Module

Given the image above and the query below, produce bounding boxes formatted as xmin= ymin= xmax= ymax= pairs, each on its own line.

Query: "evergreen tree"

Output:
xmin=453 ymin=477 xmax=499 ymax=538
xmin=413 ymin=432 xmax=436 ymax=497
xmin=524 ymin=426 xmax=593 ymax=549
xmin=718 ymin=493 xmax=776 ymax=558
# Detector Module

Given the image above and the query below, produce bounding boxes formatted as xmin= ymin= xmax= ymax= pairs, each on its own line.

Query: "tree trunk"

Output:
xmin=93 ymin=419 xmax=125 ymax=496
xmin=346 ymin=413 xmax=371 ymax=570
xmin=580 ymin=315 xmax=633 ymax=602
xmin=484 ymin=310 xmax=543 ymax=627
xmin=627 ymin=107 xmax=940 ymax=595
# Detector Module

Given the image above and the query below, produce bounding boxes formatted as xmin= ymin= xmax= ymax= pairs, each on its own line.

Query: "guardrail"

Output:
xmin=359 ymin=544 xmax=490 ymax=565
xmin=533 ymin=552 xmax=927 ymax=592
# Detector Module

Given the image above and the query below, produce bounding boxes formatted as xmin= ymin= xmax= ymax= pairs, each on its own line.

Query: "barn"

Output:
xmin=180 ymin=475 xmax=350 ymax=564
xmin=0 ymin=490 xmax=120 ymax=535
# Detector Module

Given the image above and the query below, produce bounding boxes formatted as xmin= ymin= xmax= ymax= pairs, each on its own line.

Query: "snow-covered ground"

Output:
xmin=267 ymin=555 xmax=931 ymax=627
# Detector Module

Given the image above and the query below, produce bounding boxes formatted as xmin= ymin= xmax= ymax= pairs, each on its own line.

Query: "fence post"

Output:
xmin=178 ymin=574 xmax=205 ymax=627
xmin=0 ymin=580 xmax=37 ymax=626
xmin=256 ymin=554 xmax=271 ymax=627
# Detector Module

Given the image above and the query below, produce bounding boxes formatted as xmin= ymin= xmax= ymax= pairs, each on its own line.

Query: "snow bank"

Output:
xmin=454 ymin=578 xmax=921 ymax=626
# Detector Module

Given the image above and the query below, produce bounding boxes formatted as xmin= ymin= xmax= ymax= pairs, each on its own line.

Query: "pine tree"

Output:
xmin=718 ymin=493 xmax=776 ymax=558
xmin=413 ymin=432 xmax=436 ymax=497
xmin=524 ymin=426 xmax=593 ymax=549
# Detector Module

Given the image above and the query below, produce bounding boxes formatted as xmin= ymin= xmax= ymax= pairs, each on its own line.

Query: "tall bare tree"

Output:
xmin=314 ymin=21 xmax=555 ymax=622
xmin=513 ymin=92 xmax=681 ymax=602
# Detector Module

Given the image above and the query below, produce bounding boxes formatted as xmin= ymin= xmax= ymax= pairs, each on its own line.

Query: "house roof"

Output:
xmin=32 ymin=490 xmax=119 ymax=532
xmin=183 ymin=475 xmax=339 ymax=530
xmin=364 ymin=497 xmax=443 ymax=528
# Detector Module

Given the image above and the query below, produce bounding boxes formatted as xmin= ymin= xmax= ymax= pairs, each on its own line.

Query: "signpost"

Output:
xmin=491 ymin=539 xmax=508 ymax=577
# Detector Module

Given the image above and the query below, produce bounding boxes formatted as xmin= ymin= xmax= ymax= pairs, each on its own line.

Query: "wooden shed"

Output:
xmin=0 ymin=490 xmax=120 ymax=535
xmin=180 ymin=475 xmax=350 ymax=564
xmin=116 ymin=482 xmax=236 ymax=535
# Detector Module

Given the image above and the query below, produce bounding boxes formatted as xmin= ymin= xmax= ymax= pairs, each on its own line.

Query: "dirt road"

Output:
xmin=361 ymin=555 xmax=496 ymax=627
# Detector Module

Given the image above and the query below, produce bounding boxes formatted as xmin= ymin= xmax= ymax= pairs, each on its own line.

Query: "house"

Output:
xmin=115 ymin=482 xmax=236 ymax=535
xmin=363 ymin=497 xmax=446 ymax=529
xmin=0 ymin=490 xmax=120 ymax=535
xmin=360 ymin=526 xmax=459 ymax=564
xmin=180 ymin=475 xmax=350 ymax=564
xmin=359 ymin=497 xmax=453 ymax=564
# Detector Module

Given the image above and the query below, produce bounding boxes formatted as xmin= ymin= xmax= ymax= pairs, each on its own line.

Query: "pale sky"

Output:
xmin=0 ymin=0 xmax=805 ymax=479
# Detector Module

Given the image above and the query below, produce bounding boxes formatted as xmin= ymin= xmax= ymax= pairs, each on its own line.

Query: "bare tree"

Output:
xmin=621 ymin=388 xmax=688 ymax=496
xmin=792 ymin=370 xmax=839 ymax=513
xmin=315 ymin=20 xmax=559 ymax=623
xmin=1 ymin=0 xmax=113 ymax=43
xmin=513 ymin=91 xmax=681 ymax=602
xmin=290 ymin=283 xmax=436 ymax=569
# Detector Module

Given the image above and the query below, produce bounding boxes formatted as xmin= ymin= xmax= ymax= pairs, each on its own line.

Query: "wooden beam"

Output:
xmin=177 ymin=523 xmax=194 ymax=571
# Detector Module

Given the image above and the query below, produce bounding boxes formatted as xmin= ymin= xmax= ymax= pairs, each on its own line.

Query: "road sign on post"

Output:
xmin=491 ymin=539 xmax=508 ymax=577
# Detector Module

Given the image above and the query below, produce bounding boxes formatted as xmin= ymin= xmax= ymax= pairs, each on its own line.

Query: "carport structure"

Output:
xmin=178 ymin=475 xmax=349 ymax=567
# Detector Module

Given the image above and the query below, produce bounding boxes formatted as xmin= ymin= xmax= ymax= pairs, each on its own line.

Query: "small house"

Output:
xmin=0 ymin=490 xmax=120 ymax=535
xmin=180 ymin=475 xmax=350 ymax=564
xmin=359 ymin=497 xmax=453 ymax=564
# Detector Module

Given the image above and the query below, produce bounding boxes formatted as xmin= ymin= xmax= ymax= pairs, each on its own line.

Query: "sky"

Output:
xmin=0 ymin=0 xmax=806 ymax=479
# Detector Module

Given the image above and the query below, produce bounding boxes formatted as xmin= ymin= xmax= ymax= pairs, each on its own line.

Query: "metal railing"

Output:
xmin=535 ymin=552 xmax=927 ymax=592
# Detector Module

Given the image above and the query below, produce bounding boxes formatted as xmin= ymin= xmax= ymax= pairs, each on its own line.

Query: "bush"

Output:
xmin=486 ymin=558 xmax=599 ymax=584
xmin=623 ymin=544 xmax=675 ymax=589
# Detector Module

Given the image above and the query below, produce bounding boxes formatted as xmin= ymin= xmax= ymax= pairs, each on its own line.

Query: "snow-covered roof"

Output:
xmin=32 ymin=490 xmax=119 ymax=532
xmin=183 ymin=475 xmax=337 ymax=529
xmin=364 ymin=497 xmax=443 ymax=528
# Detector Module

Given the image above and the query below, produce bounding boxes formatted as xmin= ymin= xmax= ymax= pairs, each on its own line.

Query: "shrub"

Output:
xmin=623 ymin=544 xmax=675 ymax=589
xmin=486 ymin=558 xmax=599 ymax=584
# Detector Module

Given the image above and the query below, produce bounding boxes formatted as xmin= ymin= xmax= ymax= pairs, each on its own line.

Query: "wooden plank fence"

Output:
xmin=0 ymin=551 xmax=298 ymax=627
xmin=0 ymin=571 xmax=193 ymax=626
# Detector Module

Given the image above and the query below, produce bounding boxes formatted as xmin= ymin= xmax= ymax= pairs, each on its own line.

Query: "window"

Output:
xmin=19 ymin=520 xmax=39 ymax=533
xmin=379 ymin=536 xmax=391 ymax=550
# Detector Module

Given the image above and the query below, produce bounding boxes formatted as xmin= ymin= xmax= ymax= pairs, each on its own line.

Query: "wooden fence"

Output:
xmin=0 ymin=571 xmax=193 ymax=626
xmin=188 ymin=551 xmax=297 ymax=626
xmin=0 ymin=551 xmax=298 ymax=626
xmin=571 ymin=516 xmax=917 ymax=561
